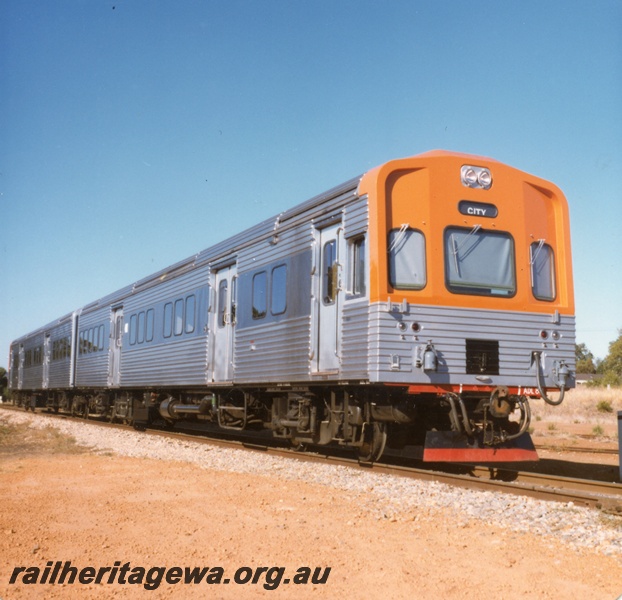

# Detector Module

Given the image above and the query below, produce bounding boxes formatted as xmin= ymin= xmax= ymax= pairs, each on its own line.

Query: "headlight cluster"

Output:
xmin=539 ymin=330 xmax=561 ymax=341
xmin=461 ymin=165 xmax=492 ymax=190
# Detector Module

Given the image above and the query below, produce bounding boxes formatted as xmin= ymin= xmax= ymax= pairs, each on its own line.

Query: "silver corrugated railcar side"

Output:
xmin=337 ymin=195 xmax=370 ymax=380
xmin=8 ymin=341 xmax=21 ymax=391
xmin=75 ymin=303 xmax=112 ymax=389
xmin=16 ymin=329 xmax=45 ymax=391
xmin=73 ymin=285 xmax=133 ymax=390
xmin=8 ymin=313 xmax=74 ymax=393
xmin=233 ymin=178 xmax=366 ymax=384
xmin=234 ymin=225 xmax=315 ymax=383
xmin=46 ymin=314 xmax=74 ymax=390
xmin=120 ymin=262 xmax=211 ymax=388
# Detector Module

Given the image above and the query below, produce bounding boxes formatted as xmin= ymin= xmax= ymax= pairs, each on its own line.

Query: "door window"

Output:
xmin=218 ymin=280 xmax=228 ymax=327
xmin=322 ymin=240 xmax=337 ymax=305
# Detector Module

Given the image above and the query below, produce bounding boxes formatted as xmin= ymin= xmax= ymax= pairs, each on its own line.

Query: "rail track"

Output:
xmin=536 ymin=443 xmax=618 ymax=456
xmin=3 ymin=404 xmax=621 ymax=514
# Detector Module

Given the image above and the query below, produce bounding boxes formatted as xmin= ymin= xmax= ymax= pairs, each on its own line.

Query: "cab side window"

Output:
xmin=530 ymin=241 xmax=556 ymax=301
xmin=388 ymin=227 xmax=426 ymax=290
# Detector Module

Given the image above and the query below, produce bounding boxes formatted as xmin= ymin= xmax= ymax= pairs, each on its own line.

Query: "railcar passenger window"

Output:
xmin=99 ymin=325 xmax=105 ymax=350
xmin=163 ymin=303 xmax=173 ymax=338
xmin=349 ymin=236 xmax=366 ymax=297
xmin=388 ymin=228 xmax=426 ymax=290
xmin=137 ymin=311 xmax=145 ymax=344
xmin=530 ymin=242 xmax=556 ymax=301
xmin=130 ymin=315 xmax=138 ymax=345
xmin=271 ymin=265 xmax=287 ymax=315
xmin=322 ymin=241 xmax=337 ymax=305
xmin=145 ymin=310 xmax=154 ymax=342
xmin=252 ymin=271 xmax=267 ymax=319
xmin=185 ymin=295 xmax=196 ymax=333
xmin=444 ymin=227 xmax=515 ymax=296
xmin=174 ymin=299 xmax=184 ymax=335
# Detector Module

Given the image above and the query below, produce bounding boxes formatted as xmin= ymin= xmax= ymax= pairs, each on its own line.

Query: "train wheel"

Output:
xmin=358 ymin=422 xmax=387 ymax=463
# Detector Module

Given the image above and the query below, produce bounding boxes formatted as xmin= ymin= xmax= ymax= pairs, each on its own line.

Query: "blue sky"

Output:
xmin=1 ymin=0 xmax=621 ymax=365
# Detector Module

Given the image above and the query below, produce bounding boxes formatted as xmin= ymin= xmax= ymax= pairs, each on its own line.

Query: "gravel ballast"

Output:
xmin=3 ymin=409 xmax=621 ymax=557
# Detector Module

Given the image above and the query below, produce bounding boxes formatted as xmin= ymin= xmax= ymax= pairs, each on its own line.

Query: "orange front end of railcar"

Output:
xmin=359 ymin=150 xmax=575 ymax=461
xmin=360 ymin=150 xmax=573 ymax=315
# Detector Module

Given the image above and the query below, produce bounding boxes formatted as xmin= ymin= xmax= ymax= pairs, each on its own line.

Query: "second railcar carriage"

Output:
xmin=8 ymin=150 xmax=575 ymax=462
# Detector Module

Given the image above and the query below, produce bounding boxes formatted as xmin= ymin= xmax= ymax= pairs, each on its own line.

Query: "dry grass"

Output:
xmin=0 ymin=416 xmax=87 ymax=456
xmin=534 ymin=386 xmax=622 ymax=422
xmin=541 ymin=387 xmax=622 ymax=419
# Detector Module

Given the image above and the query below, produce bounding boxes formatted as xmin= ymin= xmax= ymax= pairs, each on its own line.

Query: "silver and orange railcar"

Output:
xmin=8 ymin=150 xmax=575 ymax=462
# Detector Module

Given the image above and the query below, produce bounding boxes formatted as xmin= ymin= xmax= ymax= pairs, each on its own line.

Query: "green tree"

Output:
xmin=575 ymin=343 xmax=596 ymax=374
xmin=597 ymin=329 xmax=622 ymax=386
xmin=0 ymin=367 xmax=7 ymax=399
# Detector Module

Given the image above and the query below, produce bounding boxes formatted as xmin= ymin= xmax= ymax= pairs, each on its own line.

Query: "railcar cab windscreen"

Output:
xmin=8 ymin=150 xmax=575 ymax=464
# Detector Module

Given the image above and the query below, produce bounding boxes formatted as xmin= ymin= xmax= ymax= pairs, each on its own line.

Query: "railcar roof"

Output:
xmin=10 ymin=170 xmax=365 ymax=345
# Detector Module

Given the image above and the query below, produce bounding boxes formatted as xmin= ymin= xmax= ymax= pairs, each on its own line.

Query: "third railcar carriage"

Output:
xmin=8 ymin=150 xmax=575 ymax=462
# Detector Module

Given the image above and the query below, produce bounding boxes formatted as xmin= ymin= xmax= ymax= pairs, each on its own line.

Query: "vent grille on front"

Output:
xmin=466 ymin=339 xmax=499 ymax=375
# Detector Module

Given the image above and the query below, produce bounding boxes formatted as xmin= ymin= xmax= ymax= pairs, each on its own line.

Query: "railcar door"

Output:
xmin=316 ymin=223 xmax=343 ymax=372
xmin=212 ymin=264 xmax=237 ymax=382
xmin=108 ymin=307 xmax=123 ymax=387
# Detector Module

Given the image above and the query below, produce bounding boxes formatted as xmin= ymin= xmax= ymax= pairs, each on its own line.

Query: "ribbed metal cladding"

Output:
xmin=18 ymin=330 xmax=45 ymax=391
xmin=237 ymin=225 xmax=314 ymax=272
xmin=48 ymin=318 xmax=73 ymax=389
xmin=9 ymin=345 xmax=20 ymax=389
xmin=234 ymin=317 xmax=312 ymax=383
xmin=75 ymin=305 xmax=111 ymax=388
xmin=122 ymin=337 xmax=208 ymax=388
xmin=340 ymin=300 xmax=371 ymax=378
xmin=337 ymin=195 xmax=370 ymax=378
xmin=369 ymin=302 xmax=576 ymax=388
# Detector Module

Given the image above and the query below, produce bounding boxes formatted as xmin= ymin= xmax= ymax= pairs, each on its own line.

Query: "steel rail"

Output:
xmin=3 ymin=405 xmax=621 ymax=513
xmin=536 ymin=444 xmax=618 ymax=456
